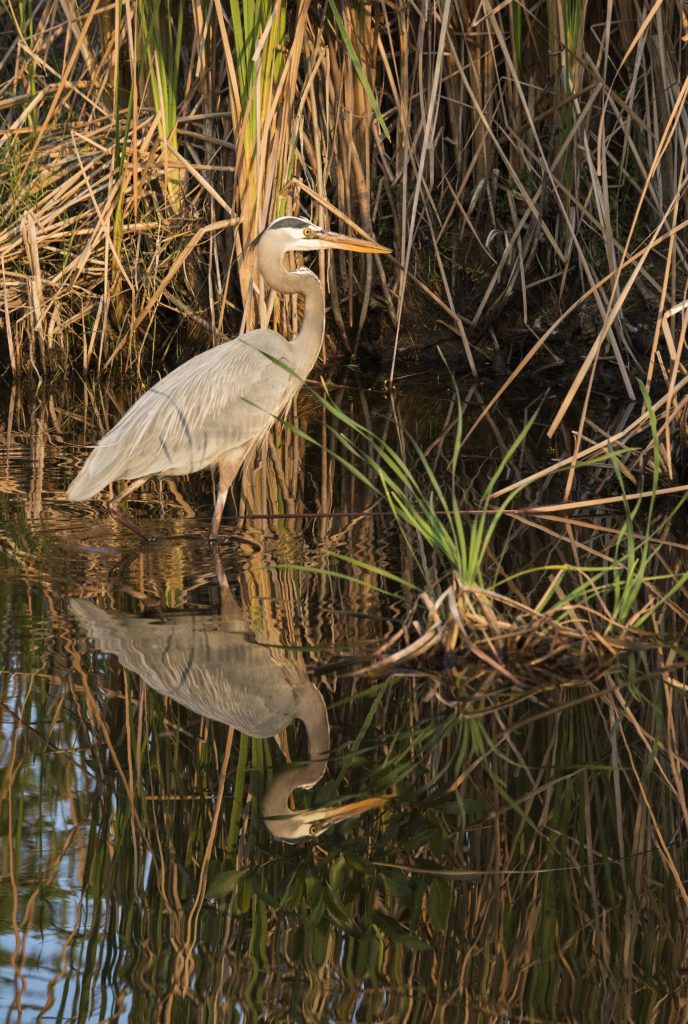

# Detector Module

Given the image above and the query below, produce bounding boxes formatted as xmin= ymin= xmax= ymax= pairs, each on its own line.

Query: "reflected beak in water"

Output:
xmin=304 ymin=794 xmax=392 ymax=835
xmin=265 ymin=793 xmax=392 ymax=842
xmin=320 ymin=793 xmax=391 ymax=823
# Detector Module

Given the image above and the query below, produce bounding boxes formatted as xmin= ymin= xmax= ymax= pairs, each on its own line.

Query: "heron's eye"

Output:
xmin=309 ymin=823 xmax=320 ymax=836
xmin=303 ymin=226 xmax=313 ymax=238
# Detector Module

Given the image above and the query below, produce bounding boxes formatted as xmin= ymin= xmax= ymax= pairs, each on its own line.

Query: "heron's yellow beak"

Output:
xmin=311 ymin=793 xmax=392 ymax=825
xmin=318 ymin=231 xmax=391 ymax=255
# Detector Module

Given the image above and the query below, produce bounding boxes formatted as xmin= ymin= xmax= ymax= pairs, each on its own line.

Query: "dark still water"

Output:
xmin=1 ymin=377 xmax=687 ymax=1023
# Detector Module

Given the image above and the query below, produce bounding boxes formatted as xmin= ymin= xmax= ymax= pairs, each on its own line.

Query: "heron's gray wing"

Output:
xmin=68 ymin=331 xmax=300 ymax=499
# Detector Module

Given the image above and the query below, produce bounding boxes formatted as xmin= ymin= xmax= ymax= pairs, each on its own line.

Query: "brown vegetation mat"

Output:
xmin=366 ymin=568 xmax=688 ymax=705
xmin=368 ymin=584 xmax=616 ymax=686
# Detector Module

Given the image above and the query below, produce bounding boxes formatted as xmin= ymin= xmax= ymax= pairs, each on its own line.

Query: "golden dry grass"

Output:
xmin=0 ymin=0 xmax=686 ymax=409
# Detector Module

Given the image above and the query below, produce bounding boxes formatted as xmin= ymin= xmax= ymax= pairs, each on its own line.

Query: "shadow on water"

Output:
xmin=1 ymin=375 xmax=688 ymax=1022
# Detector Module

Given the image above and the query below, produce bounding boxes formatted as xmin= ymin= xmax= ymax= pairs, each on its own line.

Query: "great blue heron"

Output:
xmin=69 ymin=569 xmax=388 ymax=842
xmin=67 ymin=216 xmax=390 ymax=536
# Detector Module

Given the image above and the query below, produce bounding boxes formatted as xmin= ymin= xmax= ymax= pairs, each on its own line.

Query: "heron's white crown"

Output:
xmin=263 ymin=216 xmax=328 ymax=253
xmin=254 ymin=215 xmax=390 ymax=259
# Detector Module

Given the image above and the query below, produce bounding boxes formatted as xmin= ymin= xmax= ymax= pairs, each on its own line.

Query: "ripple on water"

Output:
xmin=3 ymin=378 xmax=681 ymax=1023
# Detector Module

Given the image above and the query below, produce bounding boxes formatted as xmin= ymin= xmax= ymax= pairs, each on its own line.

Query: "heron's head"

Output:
xmin=264 ymin=793 xmax=391 ymax=844
xmin=254 ymin=216 xmax=391 ymax=258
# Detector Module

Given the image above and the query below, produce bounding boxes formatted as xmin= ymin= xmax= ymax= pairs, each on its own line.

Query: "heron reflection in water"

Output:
xmin=69 ymin=562 xmax=388 ymax=842
xmin=67 ymin=217 xmax=390 ymax=537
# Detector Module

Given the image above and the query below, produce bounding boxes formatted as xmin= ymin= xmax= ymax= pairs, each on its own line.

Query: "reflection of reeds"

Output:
xmin=2 ymin=380 xmax=688 ymax=1019
xmin=3 ymin=556 xmax=688 ymax=1020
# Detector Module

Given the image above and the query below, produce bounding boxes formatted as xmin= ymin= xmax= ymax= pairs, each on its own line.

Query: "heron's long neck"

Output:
xmin=261 ymin=684 xmax=329 ymax=820
xmin=258 ymin=244 xmax=325 ymax=373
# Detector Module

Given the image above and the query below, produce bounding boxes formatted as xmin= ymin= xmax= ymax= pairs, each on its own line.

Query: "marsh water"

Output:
xmin=1 ymin=374 xmax=687 ymax=1023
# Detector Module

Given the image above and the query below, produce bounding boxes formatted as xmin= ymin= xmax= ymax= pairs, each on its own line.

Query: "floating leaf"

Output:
xmin=206 ymin=869 xmax=245 ymax=900
xmin=373 ymin=910 xmax=432 ymax=951
xmin=428 ymin=879 xmax=451 ymax=933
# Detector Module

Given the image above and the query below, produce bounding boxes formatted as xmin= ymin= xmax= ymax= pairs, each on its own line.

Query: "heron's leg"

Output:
xmin=210 ymin=546 xmax=242 ymax=619
xmin=209 ymin=458 xmax=240 ymax=539
xmin=106 ymin=476 xmax=150 ymax=511
xmin=108 ymin=539 xmax=154 ymax=578
xmin=106 ymin=476 xmax=155 ymax=542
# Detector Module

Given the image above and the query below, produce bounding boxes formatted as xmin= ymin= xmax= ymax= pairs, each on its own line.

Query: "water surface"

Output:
xmin=1 ymin=376 xmax=687 ymax=1023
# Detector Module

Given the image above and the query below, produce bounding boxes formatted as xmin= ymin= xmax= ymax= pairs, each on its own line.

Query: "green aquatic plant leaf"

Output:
xmin=206 ymin=868 xmax=246 ymax=899
xmin=373 ymin=910 xmax=432 ymax=950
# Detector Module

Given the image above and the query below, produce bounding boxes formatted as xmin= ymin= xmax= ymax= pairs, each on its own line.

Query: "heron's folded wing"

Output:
xmin=68 ymin=332 xmax=299 ymax=496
